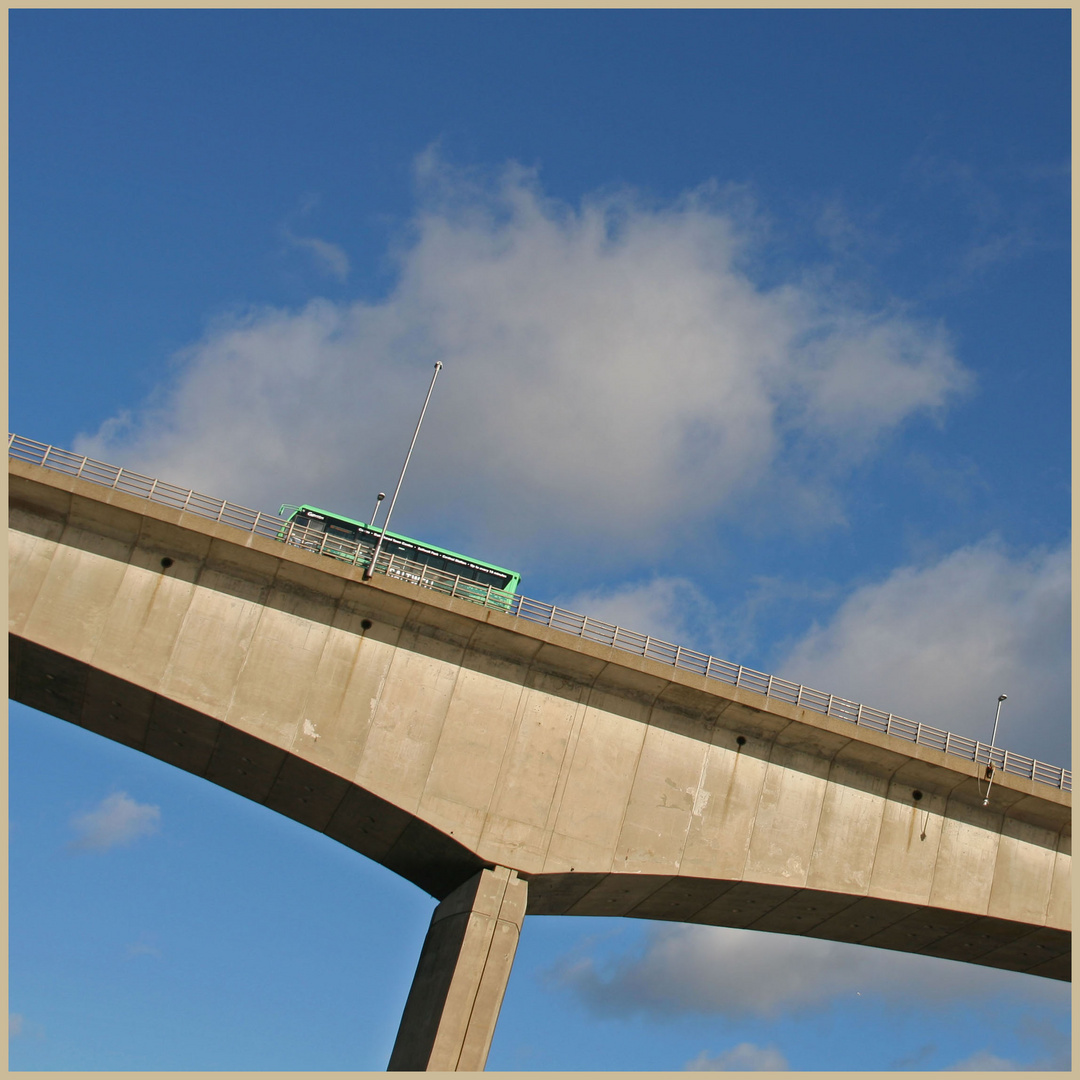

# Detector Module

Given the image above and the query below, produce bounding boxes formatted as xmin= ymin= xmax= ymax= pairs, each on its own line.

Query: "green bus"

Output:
xmin=279 ymin=504 xmax=521 ymax=596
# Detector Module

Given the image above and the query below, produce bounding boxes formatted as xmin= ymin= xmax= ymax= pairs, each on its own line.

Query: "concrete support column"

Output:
xmin=388 ymin=865 xmax=527 ymax=1071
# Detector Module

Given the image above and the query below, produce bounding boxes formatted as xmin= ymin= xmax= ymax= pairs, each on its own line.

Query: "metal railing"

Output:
xmin=9 ymin=432 xmax=1071 ymax=793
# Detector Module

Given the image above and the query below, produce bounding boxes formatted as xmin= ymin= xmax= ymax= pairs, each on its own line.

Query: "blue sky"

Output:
xmin=9 ymin=9 xmax=1071 ymax=1072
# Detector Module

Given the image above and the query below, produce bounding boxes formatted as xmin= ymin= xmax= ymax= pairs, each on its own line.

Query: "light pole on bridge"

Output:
xmin=983 ymin=693 xmax=1007 ymax=806
xmin=363 ymin=361 xmax=443 ymax=581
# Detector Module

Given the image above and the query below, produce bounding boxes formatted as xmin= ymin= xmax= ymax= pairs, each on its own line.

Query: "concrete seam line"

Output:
xmin=543 ymin=661 xmax=612 ymax=874
xmin=461 ymin=623 xmax=527 ymax=827
xmin=478 ymin=661 xmax=533 ymax=827
xmin=612 ymin=681 xmax=674 ymax=876
xmin=857 ymin=781 xmax=897 ymax=905
xmin=454 ymin=868 xmax=514 ymax=1069
xmin=926 ymin=791 xmax=995 ymax=915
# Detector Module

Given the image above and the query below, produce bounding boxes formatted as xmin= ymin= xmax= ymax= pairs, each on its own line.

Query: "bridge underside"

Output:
xmin=12 ymin=635 xmax=1069 ymax=981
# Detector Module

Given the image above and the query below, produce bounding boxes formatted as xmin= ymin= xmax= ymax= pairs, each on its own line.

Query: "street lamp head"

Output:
xmin=998 ymin=694 xmax=1007 ymax=702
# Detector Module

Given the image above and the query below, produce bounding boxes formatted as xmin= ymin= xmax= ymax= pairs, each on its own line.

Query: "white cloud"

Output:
xmin=686 ymin=1043 xmax=788 ymax=1071
xmin=68 ymin=791 xmax=161 ymax=853
xmin=284 ymin=227 xmax=351 ymax=281
xmin=552 ymin=539 xmax=1068 ymax=772
xmin=947 ymin=1050 xmax=1020 ymax=1071
xmin=548 ymin=923 xmax=1068 ymax=1021
xmin=777 ymin=538 xmax=1070 ymax=766
xmin=557 ymin=576 xmax=725 ymax=656
xmin=75 ymin=154 xmax=970 ymax=570
xmin=945 ymin=1035 xmax=1070 ymax=1073
xmin=8 ymin=1013 xmax=44 ymax=1041
xmin=125 ymin=935 xmax=163 ymax=959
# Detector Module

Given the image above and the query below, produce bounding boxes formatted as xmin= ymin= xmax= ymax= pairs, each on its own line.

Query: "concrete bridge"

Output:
xmin=9 ymin=454 xmax=1071 ymax=1069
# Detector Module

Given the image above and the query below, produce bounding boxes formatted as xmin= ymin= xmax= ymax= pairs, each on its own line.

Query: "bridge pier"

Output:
xmin=388 ymin=865 xmax=527 ymax=1071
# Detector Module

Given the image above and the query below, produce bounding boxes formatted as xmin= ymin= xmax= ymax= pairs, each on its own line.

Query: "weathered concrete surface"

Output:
xmin=389 ymin=866 xmax=527 ymax=1070
xmin=8 ymin=458 xmax=1071 ymax=980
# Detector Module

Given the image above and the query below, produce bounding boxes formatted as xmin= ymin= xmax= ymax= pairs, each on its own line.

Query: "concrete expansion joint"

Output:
xmin=432 ymin=865 xmax=515 ymax=925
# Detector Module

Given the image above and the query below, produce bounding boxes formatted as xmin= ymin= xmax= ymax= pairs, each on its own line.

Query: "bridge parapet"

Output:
xmin=9 ymin=433 xmax=1070 ymax=794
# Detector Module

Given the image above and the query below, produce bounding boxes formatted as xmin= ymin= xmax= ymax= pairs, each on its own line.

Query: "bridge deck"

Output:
xmin=9 ymin=455 xmax=1070 ymax=981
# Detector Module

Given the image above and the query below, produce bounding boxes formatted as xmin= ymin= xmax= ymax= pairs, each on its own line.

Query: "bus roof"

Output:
xmin=293 ymin=504 xmax=521 ymax=581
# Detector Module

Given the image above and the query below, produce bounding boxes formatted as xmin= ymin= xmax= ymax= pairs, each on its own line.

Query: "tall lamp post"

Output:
xmin=369 ymin=492 xmax=386 ymax=529
xmin=983 ymin=693 xmax=1007 ymax=806
xmin=362 ymin=361 xmax=443 ymax=581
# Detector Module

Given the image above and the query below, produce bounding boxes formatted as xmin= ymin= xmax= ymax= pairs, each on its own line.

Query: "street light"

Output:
xmin=362 ymin=361 xmax=443 ymax=581
xmin=983 ymin=693 xmax=1007 ymax=806
xmin=369 ymin=492 xmax=386 ymax=529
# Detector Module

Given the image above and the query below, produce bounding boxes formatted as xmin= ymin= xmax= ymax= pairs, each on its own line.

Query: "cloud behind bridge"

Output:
xmin=547 ymin=922 xmax=1068 ymax=1021
xmin=685 ymin=1042 xmax=789 ymax=1070
xmin=558 ymin=534 xmax=1069 ymax=767
xmin=776 ymin=537 xmax=1070 ymax=766
xmin=74 ymin=153 xmax=970 ymax=570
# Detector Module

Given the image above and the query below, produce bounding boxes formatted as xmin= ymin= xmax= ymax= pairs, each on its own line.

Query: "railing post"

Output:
xmin=765 ymin=674 xmax=773 ymax=697
xmin=826 ymin=694 xmax=834 ymax=716
xmin=40 ymin=445 xmax=52 ymax=468
xmin=75 ymin=455 xmax=88 ymax=479
xmin=674 ymin=645 xmax=682 ymax=668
